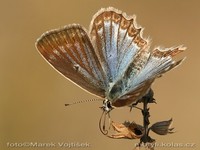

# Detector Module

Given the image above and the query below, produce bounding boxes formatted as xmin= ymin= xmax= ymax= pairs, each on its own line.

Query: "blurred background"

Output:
xmin=0 ymin=0 xmax=199 ymax=150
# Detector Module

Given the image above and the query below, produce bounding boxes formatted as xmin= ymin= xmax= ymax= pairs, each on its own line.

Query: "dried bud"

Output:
xmin=150 ymin=118 xmax=174 ymax=135
xmin=108 ymin=121 xmax=144 ymax=139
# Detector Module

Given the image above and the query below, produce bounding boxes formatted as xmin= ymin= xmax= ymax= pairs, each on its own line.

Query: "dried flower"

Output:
xmin=108 ymin=121 xmax=144 ymax=139
xmin=150 ymin=118 xmax=174 ymax=135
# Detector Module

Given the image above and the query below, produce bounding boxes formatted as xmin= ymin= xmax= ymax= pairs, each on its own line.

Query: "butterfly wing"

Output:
xmin=89 ymin=7 xmax=151 ymax=103
xmin=89 ymin=7 xmax=149 ymax=85
xmin=36 ymin=24 xmax=106 ymax=97
xmin=110 ymin=46 xmax=185 ymax=107
xmin=126 ymin=46 xmax=185 ymax=94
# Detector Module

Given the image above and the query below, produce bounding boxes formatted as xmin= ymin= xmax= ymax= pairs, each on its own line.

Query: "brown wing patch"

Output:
xmin=36 ymin=24 xmax=106 ymax=97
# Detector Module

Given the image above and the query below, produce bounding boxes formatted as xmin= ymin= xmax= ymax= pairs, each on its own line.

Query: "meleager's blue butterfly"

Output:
xmin=36 ymin=7 xmax=185 ymax=117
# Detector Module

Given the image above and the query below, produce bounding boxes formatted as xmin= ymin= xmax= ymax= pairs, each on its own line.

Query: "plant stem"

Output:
xmin=140 ymin=89 xmax=155 ymax=144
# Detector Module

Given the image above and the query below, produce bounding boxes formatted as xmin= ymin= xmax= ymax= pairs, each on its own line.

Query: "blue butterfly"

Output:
xmin=36 ymin=7 xmax=185 ymax=118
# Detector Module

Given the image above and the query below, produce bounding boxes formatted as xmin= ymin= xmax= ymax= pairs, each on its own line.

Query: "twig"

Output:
xmin=138 ymin=89 xmax=155 ymax=147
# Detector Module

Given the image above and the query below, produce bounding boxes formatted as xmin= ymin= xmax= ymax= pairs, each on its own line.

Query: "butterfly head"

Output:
xmin=102 ymin=99 xmax=114 ymax=112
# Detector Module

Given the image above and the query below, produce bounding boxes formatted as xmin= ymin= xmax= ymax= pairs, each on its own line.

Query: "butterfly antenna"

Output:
xmin=65 ymin=98 xmax=103 ymax=107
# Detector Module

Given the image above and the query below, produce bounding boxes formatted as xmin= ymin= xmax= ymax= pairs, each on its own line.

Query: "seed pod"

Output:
xmin=150 ymin=118 xmax=174 ymax=135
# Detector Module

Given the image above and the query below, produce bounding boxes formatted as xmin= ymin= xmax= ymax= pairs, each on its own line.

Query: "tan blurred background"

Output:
xmin=0 ymin=0 xmax=199 ymax=150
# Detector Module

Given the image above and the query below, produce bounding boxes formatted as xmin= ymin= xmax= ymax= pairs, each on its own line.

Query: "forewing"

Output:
xmin=36 ymin=24 xmax=106 ymax=97
xmin=89 ymin=7 xmax=149 ymax=84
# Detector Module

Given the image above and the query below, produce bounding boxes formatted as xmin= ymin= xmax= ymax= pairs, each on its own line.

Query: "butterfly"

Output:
xmin=36 ymin=7 xmax=185 ymax=121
